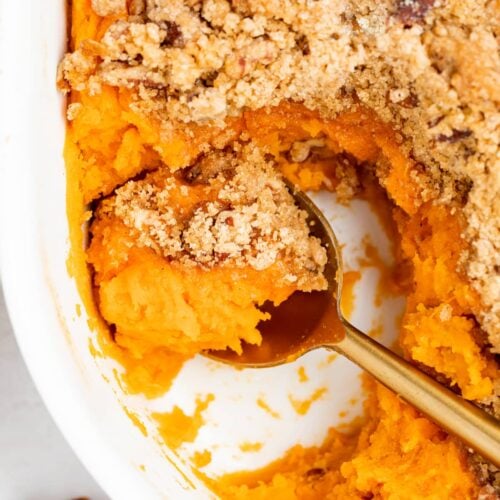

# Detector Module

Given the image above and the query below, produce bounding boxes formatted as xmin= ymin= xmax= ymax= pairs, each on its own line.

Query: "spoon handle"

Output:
xmin=333 ymin=320 xmax=500 ymax=467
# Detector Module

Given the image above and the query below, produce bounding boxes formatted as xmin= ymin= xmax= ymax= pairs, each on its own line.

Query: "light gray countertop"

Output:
xmin=0 ymin=286 xmax=108 ymax=500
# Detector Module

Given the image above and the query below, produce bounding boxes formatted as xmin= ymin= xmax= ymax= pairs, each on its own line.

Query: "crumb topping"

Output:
xmin=99 ymin=143 xmax=328 ymax=290
xmin=90 ymin=0 xmax=127 ymax=17
xmin=59 ymin=0 xmax=499 ymax=343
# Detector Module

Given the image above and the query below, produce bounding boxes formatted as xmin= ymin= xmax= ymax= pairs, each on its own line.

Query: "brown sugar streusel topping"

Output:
xmin=59 ymin=0 xmax=499 ymax=352
xmin=90 ymin=0 xmax=126 ymax=17
xmin=97 ymin=143 xmax=328 ymax=291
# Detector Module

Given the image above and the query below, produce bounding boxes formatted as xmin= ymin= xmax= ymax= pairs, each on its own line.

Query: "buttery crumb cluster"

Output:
xmin=59 ymin=0 xmax=499 ymax=344
xmin=98 ymin=143 xmax=328 ymax=290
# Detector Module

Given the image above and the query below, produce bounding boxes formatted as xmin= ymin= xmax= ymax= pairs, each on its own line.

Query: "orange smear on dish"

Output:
xmin=239 ymin=442 xmax=264 ymax=453
xmin=289 ymin=388 xmax=327 ymax=416
xmin=154 ymin=394 xmax=214 ymax=450
xmin=368 ymin=322 xmax=383 ymax=339
xmin=340 ymin=270 xmax=361 ymax=319
xmin=297 ymin=366 xmax=309 ymax=383
xmin=358 ymin=238 xmax=400 ymax=307
xmin=256 ymin=398 xmax=281 ymax=419
xmin=191 ymin=450 xmax=213 ymax=468
xmin=122 ymin=406 xmax=148 ymax=437
xmin=215 ymin=378 xmax=479 ymax=499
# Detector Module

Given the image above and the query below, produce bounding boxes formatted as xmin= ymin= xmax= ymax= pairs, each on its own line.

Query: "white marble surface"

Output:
xmin=0 ymin=285 xmax=108 ymax=500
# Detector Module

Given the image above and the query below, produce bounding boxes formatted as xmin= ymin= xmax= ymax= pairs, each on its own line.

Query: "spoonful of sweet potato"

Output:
xmin=206 ymin=182 xmax=500 ymax=467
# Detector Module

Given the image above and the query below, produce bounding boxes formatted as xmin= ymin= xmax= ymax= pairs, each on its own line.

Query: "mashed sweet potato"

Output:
xmin=87 ymin=142 xmax=328 ymax=364
xmin=214 ymin=379 xmax=479 ymax=499
xmin=61 ymin=0 xmax=497 ymax=497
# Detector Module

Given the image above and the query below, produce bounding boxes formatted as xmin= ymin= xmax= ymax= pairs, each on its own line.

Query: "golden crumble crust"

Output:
xmin=90 ymin=0 xmax=127 ymax=16
xmin=59 ymin=0 xmax=499 ymax=349
xmin=96 ymin=142 xmax=328 ymax=290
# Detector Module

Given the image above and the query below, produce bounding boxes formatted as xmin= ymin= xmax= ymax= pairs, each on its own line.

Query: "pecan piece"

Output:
xmin=436 ymin=129 xmax=473 ymax=143
xmin=395 ymin=0 xmax=435 ymax=26
xmin=160 ymin=21 xmax=184 ymax=48
xmin=295 ymin=33 xmax=310 ymax=56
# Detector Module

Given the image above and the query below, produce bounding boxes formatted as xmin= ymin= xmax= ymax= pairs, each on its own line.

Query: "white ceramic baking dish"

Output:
xmin=0 ymin=2 xmax=404 ymax=498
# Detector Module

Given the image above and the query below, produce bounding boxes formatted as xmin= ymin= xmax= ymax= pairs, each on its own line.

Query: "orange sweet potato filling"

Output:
xmin=213 ymin=380 xmax=479 ymax=499
xmin=65 ymin=1 xmax=492 ymax=496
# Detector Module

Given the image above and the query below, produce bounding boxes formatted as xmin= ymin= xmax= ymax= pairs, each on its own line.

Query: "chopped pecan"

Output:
xmin=180 ymin=151 xmax=236 ymax=185
xmin=129 ymin=0 xmax=146 ymax=16
xmin=395 ymin=0 xmax=435 ymax=26
xmin=199 ymin=70 xmax=219 ymax=88
xmin=224 ymin=39 xmax=278 ymax=79
xmin=160 ymin=21 xmax=184 ymax=48
xmin=295 ymin=33 xmax=311 ymax=56
xmin=215 ymin=251 xmax=230 ymax=262
xmin=305 ymin=467 xmax=326 ymax=478
xmin=400 ymin=92 xmax=419 ymax=108
xmin=388 ymin=88 xmax=419 ymax=108
xmin=289 ymin=139 xmax=326 ymax=163
xmin=436 ymin=129 xmax=473 ymax=143
xmin=180 ymin=163 xmax=203 ymax=184
xmin=428 ymin=115 xmax=444 ymax=128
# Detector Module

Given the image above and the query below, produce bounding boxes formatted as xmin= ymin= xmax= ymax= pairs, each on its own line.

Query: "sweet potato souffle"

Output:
xmin=58 ymin=0 xmax=499 ymax=497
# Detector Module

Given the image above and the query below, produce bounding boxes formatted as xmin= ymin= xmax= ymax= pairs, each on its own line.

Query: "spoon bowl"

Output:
xmin=208 ymin=183 xmax=344 ymax=366
xmin=206 ymin=182 xmax=500 ymax=467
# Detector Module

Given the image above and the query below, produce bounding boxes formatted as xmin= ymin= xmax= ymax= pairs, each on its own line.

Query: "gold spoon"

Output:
xmin=207 ymin=183 xmax=500 ymax=467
